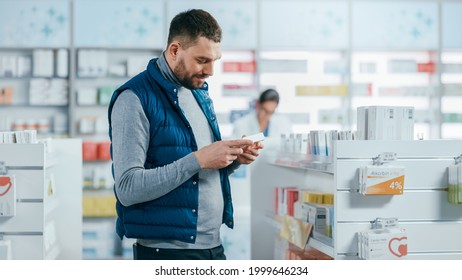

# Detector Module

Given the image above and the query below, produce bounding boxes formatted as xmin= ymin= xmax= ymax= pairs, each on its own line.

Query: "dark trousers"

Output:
xmin=133 ymin=243 xmax=227 ymax=260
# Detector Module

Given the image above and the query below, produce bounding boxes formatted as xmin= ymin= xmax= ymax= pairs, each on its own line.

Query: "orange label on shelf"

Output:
xmin=365 ymin=175 xmax=405 ymax=195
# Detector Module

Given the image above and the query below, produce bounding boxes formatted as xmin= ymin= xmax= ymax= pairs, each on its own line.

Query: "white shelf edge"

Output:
xmin=269 ymin=152 xmax=334 ymax=174
xmin=306 ymin=237 xmax=334 ymax=258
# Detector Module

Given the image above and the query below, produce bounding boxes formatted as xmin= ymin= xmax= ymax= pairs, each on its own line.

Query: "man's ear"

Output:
xmin=168 ymin=42 xmax=181 ymax=61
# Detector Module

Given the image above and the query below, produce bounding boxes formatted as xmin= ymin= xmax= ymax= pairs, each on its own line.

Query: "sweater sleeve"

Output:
xmin=111 ymin=90 xmax=201 ymax=207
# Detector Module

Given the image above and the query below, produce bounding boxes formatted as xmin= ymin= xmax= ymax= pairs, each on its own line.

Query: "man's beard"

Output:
xmin=173 ymin=58 xmax=203 ymax=90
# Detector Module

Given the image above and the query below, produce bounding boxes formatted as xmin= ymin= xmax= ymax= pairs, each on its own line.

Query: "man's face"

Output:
xmin=173 ymin=36 xmax=221 ymax=89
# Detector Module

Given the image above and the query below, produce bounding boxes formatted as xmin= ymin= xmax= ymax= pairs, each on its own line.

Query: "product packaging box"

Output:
xmin=300 ymin=133 xmax=309 ymax=155
xmin=357 ymin=106 xmax=368 ymax=140
xmin=396 ymin=106 xmax=415 ymax=140
xmin=82 ymin=141 xmax=98 ymax=161
xmin=0 ymin=175 xmax=16 ymax=217
xmin=77 ymin=88 xmax=98 ymax=105
xmin=360 ymin=165 xmax=405 ymax=195
xmin=97 ymin=142 xmax=111 ymax=161
xmin=302 ymin=203 xmax=327 ymax=236
xmin=360 ymin=227 xmax=407 ymax=260
xmin=367 ymin=106 xmax=396 ymax=140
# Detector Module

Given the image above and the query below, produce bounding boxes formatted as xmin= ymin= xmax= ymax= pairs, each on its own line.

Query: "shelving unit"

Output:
xmin=252 ymin=138 xmax=462 ymax=260
xmin=0 ymin=47 xmax=71 ymax=135
xmin=0 ymin=139 xmax=82 ymax=259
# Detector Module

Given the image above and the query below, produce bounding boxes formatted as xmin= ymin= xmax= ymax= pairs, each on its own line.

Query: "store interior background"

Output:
xmin=1 ymin=0 xmax=462 ymax=260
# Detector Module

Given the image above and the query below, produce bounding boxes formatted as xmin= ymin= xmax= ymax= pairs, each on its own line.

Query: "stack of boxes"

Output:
xmin=357 ymin=106 xmax=415 ymax=140
xmin=275 ymin=187 xmax=334 ymax=241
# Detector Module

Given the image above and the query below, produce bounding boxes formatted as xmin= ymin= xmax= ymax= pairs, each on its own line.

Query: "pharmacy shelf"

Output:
xmin=253 ymin=139 xmax=462 ymax=260
xmin=306 ymin=236 xmax=334 ymax=258
xmin=0 ymin=140 xmax=82 ymax=259
xmin=269 ymin=152 xmax=334 ymax=174
xmin=265 ymin=214 xmax=334 ymax=258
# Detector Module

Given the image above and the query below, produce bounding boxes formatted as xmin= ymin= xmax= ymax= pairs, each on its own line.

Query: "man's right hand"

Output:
xmin=194 ymin=139 xmax=253 ymax=169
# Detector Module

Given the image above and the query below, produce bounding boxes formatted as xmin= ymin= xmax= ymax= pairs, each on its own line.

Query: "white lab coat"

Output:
xmin=232 ymin=111 xmax=292 ymax=139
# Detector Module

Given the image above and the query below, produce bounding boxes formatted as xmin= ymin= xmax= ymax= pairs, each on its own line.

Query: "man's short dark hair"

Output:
xmin=259 ymin=89 xmax=280 ymax=105
xmin=167 ymin=9 xmax=222 ymax=49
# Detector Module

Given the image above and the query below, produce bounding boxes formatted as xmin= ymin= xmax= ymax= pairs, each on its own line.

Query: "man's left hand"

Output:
xmin=236 ymin=141 xmax=263 ymax=165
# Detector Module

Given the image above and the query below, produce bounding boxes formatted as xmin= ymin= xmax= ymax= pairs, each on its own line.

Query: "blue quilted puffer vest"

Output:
xmin=108 ymin=58 xmax=234 ymax=243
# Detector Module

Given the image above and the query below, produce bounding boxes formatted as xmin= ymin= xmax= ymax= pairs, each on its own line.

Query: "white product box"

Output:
xmin=367 ymin=106 xmax=396 ymax=140
xmin=325 ymin=130 xmax=337 ymax=159
xmin=243 ymin=132 xmax=265 ymax=143
xmin=2 ymin=56 xmax=17 ymax=77
xmin=78 ymin=50 xmax=108 ymax=77
xmin=95 ymin=50 xmax=108 ymax=77
xmin=33 ymin=50 xmax=54 ymax=77
xmin=294 ymin=134 xmax=302 ymax=153
xmin=79 ymin=117 xmax=95 ymax=134
xmin=55 ymin=49 xmax=68 ymax=78
xmin=309 ymin=131 xmax=318 ymax=155
xmin=363 ymin=227 xmax=407 ymax=260
xmin=77 ymin=88 xmax=98 ymax=105
xmin=17 ymin=56 xmax=32 ymax=77
xmin=300 ymin=134 xmax=309 ymax=155
xmin=0 ymin=175 xmax=16 ymax=217
xmin=396 ymin=106 xmax=414 ymax=140
xmin=317 ymin=131 xmax=327 ymax=156
xmin=302 ymin=203 xmax=327 ymax=235
xmin=52 ymin=113 xmax=68 ymax=134
xmin=286 ymin=133 xmax=295 ymax=153
xmin=357 ymin=106 xmax=368 ymax=140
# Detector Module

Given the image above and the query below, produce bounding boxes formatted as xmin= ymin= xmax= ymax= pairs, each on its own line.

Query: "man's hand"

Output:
xmin=194 ymin=139 xmax=253 ymax=169
xmin=236 ymin=135 xmax=264 ymax=165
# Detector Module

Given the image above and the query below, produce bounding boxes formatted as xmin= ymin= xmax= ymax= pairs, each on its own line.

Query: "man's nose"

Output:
xmin=203 ymin=62 xmax=214 ymax=77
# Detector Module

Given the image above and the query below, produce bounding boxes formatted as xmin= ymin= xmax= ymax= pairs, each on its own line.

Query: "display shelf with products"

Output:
xmin=0 ymin=47 xmax=71 ymax=136
xmin=72 ymin=48 xmax=162 ymax=136
xmin=251 ymin=138 xmax=462 ymax=260
xmin=0 ymin=139 xmax=82 ymax=259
